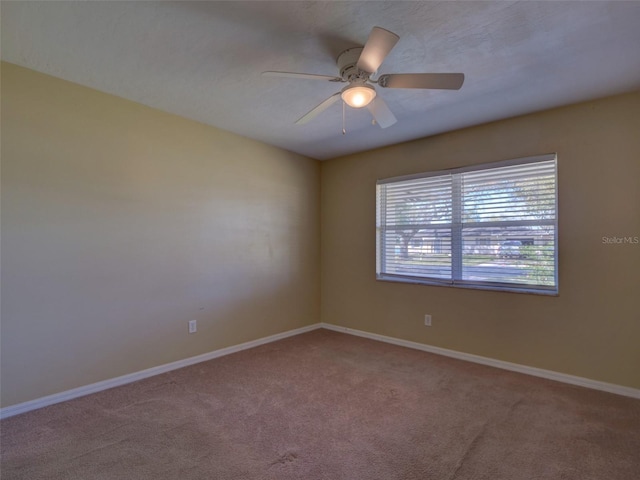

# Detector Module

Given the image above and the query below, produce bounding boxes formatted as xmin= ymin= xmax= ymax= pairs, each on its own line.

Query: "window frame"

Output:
xmin=376 ymin=154 xmax=558 ymax=295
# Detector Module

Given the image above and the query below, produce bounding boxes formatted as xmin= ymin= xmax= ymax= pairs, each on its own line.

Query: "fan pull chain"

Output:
xmin=342 ymin=100 xmax=346 ymax=135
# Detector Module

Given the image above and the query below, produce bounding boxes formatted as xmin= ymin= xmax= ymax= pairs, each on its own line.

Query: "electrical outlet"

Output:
xmin=188 ymin=320 xmax=197 ymax=334
xmin=424 ymin=314 xmax=432 ymax=327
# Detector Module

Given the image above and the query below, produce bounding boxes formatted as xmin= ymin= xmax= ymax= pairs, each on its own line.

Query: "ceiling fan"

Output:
xmin=262 ymin=26 xmax=464 ymax=129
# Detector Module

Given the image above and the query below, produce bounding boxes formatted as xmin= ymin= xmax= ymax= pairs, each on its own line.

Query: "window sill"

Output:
xmin=376 ymin=274 xmax=559 ymax=296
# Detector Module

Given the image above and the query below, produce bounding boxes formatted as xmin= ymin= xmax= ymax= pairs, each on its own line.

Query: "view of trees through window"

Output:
xmin=377 ymin=156 xmax=557 ymax=293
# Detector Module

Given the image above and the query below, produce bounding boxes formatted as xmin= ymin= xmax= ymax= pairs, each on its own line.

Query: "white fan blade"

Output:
xmin=262 ymin=71 xmax=343 ymax=82
xmin=357 ymin=27 xmax=400 ymax=74
xmin=378 ymin=73 xmax=465 ymax=90
xmin=367 ymin=97 xmax=397 ymax=128
xmin=295 ymin=92 xmax=341 ymax=125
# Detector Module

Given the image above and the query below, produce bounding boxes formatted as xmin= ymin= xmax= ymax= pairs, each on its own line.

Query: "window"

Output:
xmin=376 ymin=154 xmax=558 ymax=294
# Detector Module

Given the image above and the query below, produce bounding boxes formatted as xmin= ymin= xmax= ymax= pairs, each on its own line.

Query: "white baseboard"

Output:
xmin=321 ymin=323 xmax=640 ymax=400
xmin=3 ymin=321 xmax=638 ymax=419
xmin=0 ymin=323 xmax=322 ymax=419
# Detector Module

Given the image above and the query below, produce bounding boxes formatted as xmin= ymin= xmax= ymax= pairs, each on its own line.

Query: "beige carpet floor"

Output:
xmin=1 ymin=329 xmax=639 ymax=479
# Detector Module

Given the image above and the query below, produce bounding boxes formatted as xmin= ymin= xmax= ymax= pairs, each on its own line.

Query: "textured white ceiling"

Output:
xmin=2 ymin=1 xmax=640 ymax=160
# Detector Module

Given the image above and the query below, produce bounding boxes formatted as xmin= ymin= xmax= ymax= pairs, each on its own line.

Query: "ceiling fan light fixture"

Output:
xmin=341 ymin=84 xmax=376 ymax=108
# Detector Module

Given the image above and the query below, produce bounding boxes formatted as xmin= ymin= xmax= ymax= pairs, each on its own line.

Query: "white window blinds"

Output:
xmin=376 ymin=154 xmax=558 ymax=294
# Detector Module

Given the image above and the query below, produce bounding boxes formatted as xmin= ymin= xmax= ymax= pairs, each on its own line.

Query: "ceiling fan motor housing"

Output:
xmin=337 ymin=47 xmax=368 ymax=81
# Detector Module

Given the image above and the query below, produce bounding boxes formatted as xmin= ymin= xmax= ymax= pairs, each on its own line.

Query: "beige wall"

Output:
xmin=321 ymin=91 xmax=640 ymax=389
xmin=1 ymin=62 xmax=320 ymax=407
xmin=2 ymin=61 xmax=638 ymax=409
